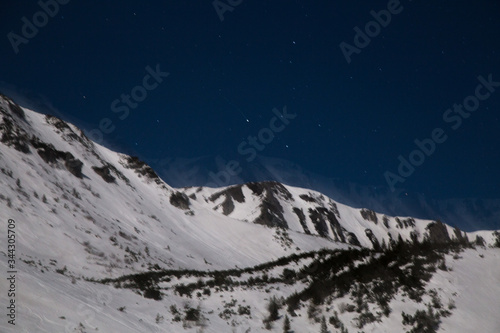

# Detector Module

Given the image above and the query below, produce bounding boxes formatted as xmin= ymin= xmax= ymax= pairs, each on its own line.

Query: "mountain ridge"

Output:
xmin=1 ymin=94 xmax=499 ymax=332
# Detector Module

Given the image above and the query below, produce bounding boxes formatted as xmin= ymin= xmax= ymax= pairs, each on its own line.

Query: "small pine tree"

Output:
xmin=307 ymin=300 xmax=319 ymax=321
xmin=320 ymin=316 xmax=328 ymax=333
xmin=267 ymin=296 xmax=280 ymax=322
xmin=283 ymin=315 xmax=291 ymax=333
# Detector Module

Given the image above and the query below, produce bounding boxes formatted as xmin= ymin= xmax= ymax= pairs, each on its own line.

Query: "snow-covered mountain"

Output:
xmin=181 ymin=182 xmax=498 ymax=250
xmin=156 ymin=155 xmax=500 ymax=232
xmin=0 ymin=94 xmax=499 ymax=332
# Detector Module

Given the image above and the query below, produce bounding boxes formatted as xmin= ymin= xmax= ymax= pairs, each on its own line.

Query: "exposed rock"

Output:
xmin=360 ymin=209 xmax=378 ymax=224
xmin=8 ymin=101 xmax=25 ymax=120
xmin=92 ymin=165 xmax=116 ymax=183
xmin=329 ymin=201 xmax=341 ymax=219
xmin=209 ymin=185 xmax=246 ymax=215
xmin=219 ymin=195 xmax=235 ymax=215
xmin=382 ymin=216 xmax=390 ymax=228
xmin=31 ymin=137 xmax=65 ymax=163
xmin=299 ymin=194 xmax=317 ymax=203
xmin=395 ymin=217 xmax=416 ymax=229
xmin=293 ymin=207 xmax=310 ymax=234
xmin=30 ymin=136 xmax=84 ymax=178
xmin=308 ymin=208 xmax=329 ymax=238
xmin=252 ymin=183 xmax=289 ymax=229
xmin=308 ymin=207 xmax=345 ymax=242
xmin=64 ymin=154 xmax=83 ymax=178
xmin=0 ymin=94 xmax=25 ymax=120
xmin=0 ymin=116 xmax=30 ymax=153
xmin=493 ymin=231 xmax=500 ymax=248
xmin=425 ymin=220 xmax=450 ymax=243
xmin=346 ymin=232 xmax=361 ymax=247
xmin=246 ymin=181 xmax=293 ymax=201
xmin=170 ymin=191 xmax=190 ymax=210
xmin=453 ymin=226 xmax=467 ymax=244
xmin=121 ymin=155 xmax=162 ymax=185
xmin=365 ymin=229 xmax=381 ymax=251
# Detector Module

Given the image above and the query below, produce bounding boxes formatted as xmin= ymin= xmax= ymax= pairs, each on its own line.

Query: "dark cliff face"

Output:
xmin=170 ymin=191 xmax=191 ymax=210
xmin=0 ymin=106 xmax=30 ymax=153
xmin=203 ymin=181 xmax=364 ymax=244
xmin=250 ymin=182 xmax=290 ymax=229
xmin=209 ymin=184 xmax=246 ymax=215
xmin=92 ymin=165 xmax=116 ymax=183
xmin=197 ymin=179 xmax=484 ymax=250
xmin=120 ymin=155 xmax=164 ymax=185
xmin=211 ymin=181 xmax=292 ymax=229
xmin=426 ymin=220 xmax=451 ymax=243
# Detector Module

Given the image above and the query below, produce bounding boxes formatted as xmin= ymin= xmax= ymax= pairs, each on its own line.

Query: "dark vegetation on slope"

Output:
xmin=95 ymin=248 xmax=345 ymax=300
xmin=94 ymin=235 xmax=482 ymax=331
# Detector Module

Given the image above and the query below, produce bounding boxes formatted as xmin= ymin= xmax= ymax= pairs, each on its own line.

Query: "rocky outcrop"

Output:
xmin=92 ymin=165 xmax=116 ymax=183
xmin=170 ymin=191 xmax=191 ymax=210
xmin=247 ymin=182 xmax=291 ymax=229
xmin=426 ymin=220 xmax=450 ymax=243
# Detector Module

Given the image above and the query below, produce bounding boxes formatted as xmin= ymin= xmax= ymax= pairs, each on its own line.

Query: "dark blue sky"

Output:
xmin=1 ymin=0 xmax=499 ymax=201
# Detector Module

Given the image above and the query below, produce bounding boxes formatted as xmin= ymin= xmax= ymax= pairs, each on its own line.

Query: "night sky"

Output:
xmin=1 ymin=1 xmax=500 ymax=207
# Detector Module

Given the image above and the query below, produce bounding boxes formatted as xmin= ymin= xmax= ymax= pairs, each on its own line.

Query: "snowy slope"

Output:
xmin=1 ymin=241 xmax=498 ymax=332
